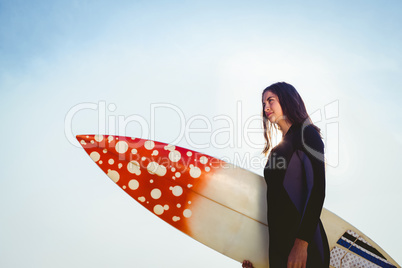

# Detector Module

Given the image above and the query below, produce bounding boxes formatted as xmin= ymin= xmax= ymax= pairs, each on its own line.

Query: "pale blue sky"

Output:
xmin=1 ymin=1 xmax=401 ymax=267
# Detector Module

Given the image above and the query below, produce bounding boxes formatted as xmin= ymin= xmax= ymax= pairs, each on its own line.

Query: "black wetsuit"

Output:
xmin=264 ymin=123 xmax=330 ymax=267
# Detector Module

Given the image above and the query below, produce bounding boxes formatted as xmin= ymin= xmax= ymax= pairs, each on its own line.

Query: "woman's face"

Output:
xmin=262 ymin=90 xmax=284 ymax=124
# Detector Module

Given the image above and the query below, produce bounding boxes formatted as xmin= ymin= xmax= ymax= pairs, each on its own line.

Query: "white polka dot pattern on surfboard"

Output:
xmin=76 ymin=134 xmax=224 ymax=234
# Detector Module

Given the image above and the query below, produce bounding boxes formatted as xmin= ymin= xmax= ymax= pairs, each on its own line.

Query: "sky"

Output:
xmin=1 ymin=0 xmax=402 ymax=267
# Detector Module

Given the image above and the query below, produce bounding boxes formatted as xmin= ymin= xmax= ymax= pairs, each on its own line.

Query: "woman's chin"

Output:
xmin=268 ymin=117 xmax=276 ymax=123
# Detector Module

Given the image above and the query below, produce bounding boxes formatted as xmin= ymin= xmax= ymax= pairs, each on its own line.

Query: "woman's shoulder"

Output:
xmin=301 ymin=124 xmax=321 ymax=140
xmin=300 ymin=123 xmax=324 ymax=155
xmin=288 ymin=123 xmax=320 ymax=142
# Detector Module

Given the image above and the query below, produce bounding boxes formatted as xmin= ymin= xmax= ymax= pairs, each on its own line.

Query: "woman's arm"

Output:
xmin=296 ymin=125 xmax=326 ymax=243
xmin=286 ymin=125 xmax=325 ymax=267
xmin=287 ymin=238 xmax=308 ymax=268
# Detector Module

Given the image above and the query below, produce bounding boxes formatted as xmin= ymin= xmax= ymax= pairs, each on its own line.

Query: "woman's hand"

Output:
xmin=287 ymin=238 xmax=308 ymax=268
xmin=242 ymin=260 xmax=254 ymax=268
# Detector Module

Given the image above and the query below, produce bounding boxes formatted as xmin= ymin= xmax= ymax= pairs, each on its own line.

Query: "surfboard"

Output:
xmin=76 ymin=134 xmax=400 ymax=268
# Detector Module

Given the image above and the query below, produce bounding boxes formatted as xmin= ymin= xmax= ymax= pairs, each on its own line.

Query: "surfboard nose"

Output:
xmin=76 ymin=134 xmax=102 ymax=148
xmin=76 ymin=134 xmax=92 ymax=145
xmin=76 ymin=134 xmax=89 ymax=142
xmin=76 ymin=134 xmax=106 ymax=144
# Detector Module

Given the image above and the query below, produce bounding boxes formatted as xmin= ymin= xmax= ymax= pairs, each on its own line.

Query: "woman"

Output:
xmin=243 ymin=82 xmax=330 ymax=268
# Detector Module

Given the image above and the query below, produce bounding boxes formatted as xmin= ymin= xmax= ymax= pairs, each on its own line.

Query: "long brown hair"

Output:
xmin=262 ymin=82 xmax=320 ymax=155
